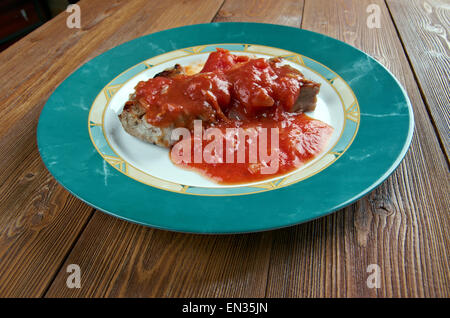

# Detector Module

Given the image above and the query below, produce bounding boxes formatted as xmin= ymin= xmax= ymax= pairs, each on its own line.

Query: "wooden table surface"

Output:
xmin=0 ymin=0 xmax=448 ymax=298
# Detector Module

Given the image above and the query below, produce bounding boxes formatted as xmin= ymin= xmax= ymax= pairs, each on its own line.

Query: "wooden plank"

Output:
xmin=265 ymin=0 xmax=449 ymax=297
xmin=45 ymin=213 xmax=274 ymax=297
xmin=0 ymin=148 xmax=94 ymax=297
xmin=0 ymin=93 xmax=95 ymax=297
xmin=0 ymin=0 xmax=136 ymax=297
xmin=214 ymin=0 xmax=304 ymax=26
xmin=44 ymin=0 xmax=305 ymax=297
xmin=386 ymin=0 xmax=450 ymax=160
xmin=0 ymin=0 xmax=224 ymax=297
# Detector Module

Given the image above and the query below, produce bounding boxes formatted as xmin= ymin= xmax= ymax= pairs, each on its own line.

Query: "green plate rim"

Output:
xmin=37 ymin=22 xmax=414 ymax=234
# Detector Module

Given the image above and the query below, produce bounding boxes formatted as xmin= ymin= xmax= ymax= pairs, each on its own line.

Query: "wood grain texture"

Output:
xmin=265 ymin=0 xmax=449 ymax=297
xmin=386 ymin=0 xmax=450 ymax=160
xmin=45 ymin=213 xmax=274 ymax=297
xmin=214 ymin=0 xmax=304 ymax=27
xmin=0 ymin=109 xmax=94 ymax=297
xmin=0 ymin=0 xmax=224 ymax=297
xmin=0 ymin=155 xmax=94 ymax=297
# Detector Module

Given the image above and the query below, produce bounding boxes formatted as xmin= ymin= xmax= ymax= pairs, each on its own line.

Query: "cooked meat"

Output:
xmin=293 ymin=80 xmax=321 ymax=112
xmin=118 ymin=65 xmax=216 ymax=147
xmin=118 ymin=100 xmax=175 ymax=147
xmin=268 ymin=57 xmax=320 ymax=113
xmin=118 ymin=51 xmax=321 ymax=148
xmin=154 ymin=64 xmax=185 ymax=79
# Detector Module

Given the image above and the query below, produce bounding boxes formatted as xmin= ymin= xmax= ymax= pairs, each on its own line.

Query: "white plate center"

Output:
xmin=103 ymin=53 xmax=345 ymax=188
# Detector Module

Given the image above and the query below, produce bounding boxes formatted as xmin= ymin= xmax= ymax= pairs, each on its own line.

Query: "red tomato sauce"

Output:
xmin=134 ymin=48 xmax=333 ymax=184
xmin=171 ymin=113 xmax=333 ymax=184
xmin=135 ymin=73 xmax=231 ymax=128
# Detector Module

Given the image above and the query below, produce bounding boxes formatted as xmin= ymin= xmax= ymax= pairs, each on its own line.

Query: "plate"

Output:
xmin=37 ymin=23 xmax=413 ymax=233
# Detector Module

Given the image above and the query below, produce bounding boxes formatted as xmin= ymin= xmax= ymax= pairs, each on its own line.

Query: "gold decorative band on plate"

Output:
xmin=88 ymin=44 xmax=360 ymax=196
